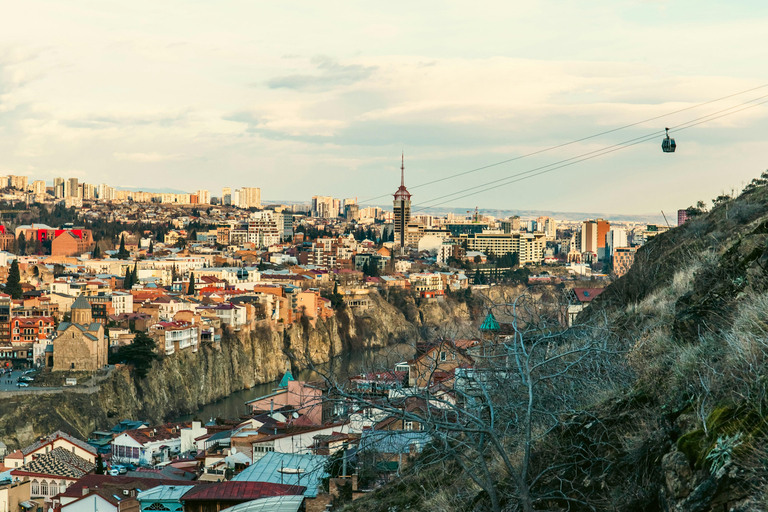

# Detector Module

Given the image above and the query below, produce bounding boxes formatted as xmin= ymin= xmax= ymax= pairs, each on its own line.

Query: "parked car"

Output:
xmin=18 ymin=382 xmax=29 ymax=387
xmin=122 ymin=463 xmax=136 ymax=471
xmin=108 ymin=467 xmax=121 ymax=476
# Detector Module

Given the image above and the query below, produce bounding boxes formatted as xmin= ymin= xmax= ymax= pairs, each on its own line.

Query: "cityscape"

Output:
xmin=1 ymin=2 xmax=768 ymax=512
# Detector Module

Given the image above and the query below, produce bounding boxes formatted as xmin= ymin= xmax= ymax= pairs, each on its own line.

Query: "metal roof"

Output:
xmin=231 ymin=452 xmax=326 ymax=498
xmin=219 ymin=496 xmax=304 ymax=512
xmin=479 ymin=312 xmax=500 ymax=332
xmin=137 ymin=484 xmax=196 ymax=501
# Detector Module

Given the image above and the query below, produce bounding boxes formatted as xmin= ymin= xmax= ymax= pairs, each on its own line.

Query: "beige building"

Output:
xmin=0 ymin=479 xmax=31 ymax=512
xmin=613 ymin=246 xmax=637 ymax=277
xmin=52 ymin=295 xmax=107 ymax=371
xmin=458 ymin=232 xmax=546 ymax=265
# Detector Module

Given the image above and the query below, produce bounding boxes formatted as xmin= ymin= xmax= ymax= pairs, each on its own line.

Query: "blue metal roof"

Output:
xmin=232 ymin=452 xmax=326 ymax=498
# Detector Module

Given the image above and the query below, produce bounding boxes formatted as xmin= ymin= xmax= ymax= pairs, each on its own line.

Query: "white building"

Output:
xmin=111 ymin=423 xmax=188 ymax=466
xmin=606 ymin=228 xmax=628 ymax=257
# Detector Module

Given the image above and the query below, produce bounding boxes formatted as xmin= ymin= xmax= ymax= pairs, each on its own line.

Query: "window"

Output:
xmin=439 ymin=351 xmax=447 ymax=362
xmin=40 ymin=480 xmax=48 ymax=496
xmin=60 ymin=482 xmax=67 ymax=493
xmin=404 ymin=421 xmax=414 ymax=431
xmin=32 ymin=480 xmax=40 ymax=495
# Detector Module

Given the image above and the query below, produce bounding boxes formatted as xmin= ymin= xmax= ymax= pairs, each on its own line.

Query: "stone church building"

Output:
xmin=52 ymin=295 xmax=107 ymax=371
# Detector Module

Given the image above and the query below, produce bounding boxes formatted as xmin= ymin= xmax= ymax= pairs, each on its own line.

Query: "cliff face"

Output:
xmin=0 ymin=291 xmax=468 ymax=449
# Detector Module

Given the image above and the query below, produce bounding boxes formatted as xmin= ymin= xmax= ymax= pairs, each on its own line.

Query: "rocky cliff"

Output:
xmin=0 ymin=291 xmax=469 ymax=449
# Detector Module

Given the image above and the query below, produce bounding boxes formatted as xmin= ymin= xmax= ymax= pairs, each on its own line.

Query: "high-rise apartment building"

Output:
xmin=537 ymin=216 xmax=557 ymax=239
xmin=311 ymin=196 xmax=335 ymax=218
xmin=234 ymin=187 xmax=261 ymax=209
xmin=54 ymin=178 xmax=65 ymax=199
xmin=677 ymin=209 xmax=688 ymax=226
xmin=606 ymin=228 xmax=628 ymax=257
xmin=222 ymin=187 xmax=232 ymax=205
xmin=195 ymin=189 xmax=211 ymax=204
xmin=66 ymin=178 xmax=79 ymax=198
xmin=8 ymin=175 xmax=28 ymax=191
xmin=31 ymin=180 xmax=46 ymax=195
xmin=393 ymin=155 xmax=411 ymax=249
xmin=580 ymin=220 xmax=598 ymax=255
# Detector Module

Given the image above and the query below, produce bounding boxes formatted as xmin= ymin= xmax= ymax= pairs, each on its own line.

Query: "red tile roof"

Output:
xmin=572 ymin=288 xmax=605 ymax=303
xmin=180 ymin=481 xmax=305 ymax=501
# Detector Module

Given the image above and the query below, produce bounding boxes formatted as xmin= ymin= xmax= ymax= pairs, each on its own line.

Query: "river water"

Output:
xmin=174 ymin=344 xmax=414 ymax=422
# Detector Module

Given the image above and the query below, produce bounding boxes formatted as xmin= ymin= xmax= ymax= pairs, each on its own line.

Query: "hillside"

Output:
xmin=344 ymin=173 xmax=768 ymax=512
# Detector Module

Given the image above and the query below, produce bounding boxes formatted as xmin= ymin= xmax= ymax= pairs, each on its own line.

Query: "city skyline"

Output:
xmin=1 ymin=1 xmax=767 ymax=214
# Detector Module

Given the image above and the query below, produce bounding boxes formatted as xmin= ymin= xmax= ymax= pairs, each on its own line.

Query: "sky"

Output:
xmin=1 ymin=0 xmax=767 ymax=215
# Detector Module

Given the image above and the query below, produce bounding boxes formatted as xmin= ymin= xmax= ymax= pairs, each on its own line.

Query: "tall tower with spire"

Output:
xmin=393 ymin=153 xmax=412 ymax=250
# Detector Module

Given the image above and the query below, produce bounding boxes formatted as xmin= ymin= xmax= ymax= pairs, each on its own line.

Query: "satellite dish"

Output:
xmin=231 ymin=447 xmax=237 ymax=454
xmin=292 ymin=412 xmax=299 ymax=419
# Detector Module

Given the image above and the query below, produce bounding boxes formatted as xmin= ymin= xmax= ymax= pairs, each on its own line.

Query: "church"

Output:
xmin=52 ymin=295 xmax=108 ymax=372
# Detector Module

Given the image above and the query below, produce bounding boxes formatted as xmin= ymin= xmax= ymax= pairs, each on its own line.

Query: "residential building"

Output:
xmin=0 ymin=479 xmax=31 ymax=512
xmin=613 ymin=246 xmax=637 ymax=278
xmin=148 ymin=321 xmax=199 ymax=355
xmin=580 ymin=220 xmax=598 ymax=255
xmin=10 ymin=447 xmax=96 ymax=502
xmin=605 ymin=228 xmax=628 ymax=257
xmin=458 ymin=232 xmax=546 ymax=265
xmin=111 ymin=423 xmax=190 ymax=466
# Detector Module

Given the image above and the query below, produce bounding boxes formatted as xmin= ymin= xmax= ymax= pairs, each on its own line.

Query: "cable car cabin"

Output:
xmin=662 ymin=128 xmax=676 ymax=153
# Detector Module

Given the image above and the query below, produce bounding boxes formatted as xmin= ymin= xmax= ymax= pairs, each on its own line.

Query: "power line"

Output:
xmin=360 ymin=82 xmax=768 ymax=204
xmin=412 ymin=97 xmax=768 ymax=213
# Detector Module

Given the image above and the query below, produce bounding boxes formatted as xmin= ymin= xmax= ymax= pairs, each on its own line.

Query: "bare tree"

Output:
xmin=305 ymin=288 xmax=631 ymax=511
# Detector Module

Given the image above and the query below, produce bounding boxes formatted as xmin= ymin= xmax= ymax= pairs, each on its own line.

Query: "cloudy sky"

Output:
xmin=1 ymin=1 xmax=767 ymax=215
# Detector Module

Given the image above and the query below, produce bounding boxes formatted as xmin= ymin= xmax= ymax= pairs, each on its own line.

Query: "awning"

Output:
xmin=20 ymin=501 xmax=37 ymax=509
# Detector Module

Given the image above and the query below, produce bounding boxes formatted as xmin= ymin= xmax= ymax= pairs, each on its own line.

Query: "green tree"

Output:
xmin=92 ymin=242 xmax=102 ymax=259
xmin=117 ymin=235 xmax=129 ymax=259
xmin=148 ymin=240 xmax=154 ymax=254
xmin=187 ymin=272 xmax=195 ymax=295
xmin=6 ymin=259 xmax=22 ymax=299
xmin=123 ymin=266 xmax=133 ymax=290
xmin=17 ymin=233 xmax=26 ymax=256
xmin=109 ymin=331 xmax=158 ymax=379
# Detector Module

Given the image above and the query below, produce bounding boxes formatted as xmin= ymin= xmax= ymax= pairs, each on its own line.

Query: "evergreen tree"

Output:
xmin=187 ymin=272 xmax=195 ymax=295
xmin=92 ymin=242 xmax=102 ymax=259
xmin=6 ymin=259 xmax=22 ymax=299
xmin=117 ymin=235 xmax=129 ymax=259
xmin=96 ymin=453 xmax=105 ymax=475
xmin=362 ymin=261 xmax=370 ymax=276
xmin=109 ymin=331 xmax=158 ymax=378
xmin=148 ymin=240 xmax=154 ymax=254
xmin=132 ymin=263 xmax=139 ymax=287
xmin=123 ymin=266 xmax=133 ymax=289
xmin=17 ymin=233 xmax=26 ymax=256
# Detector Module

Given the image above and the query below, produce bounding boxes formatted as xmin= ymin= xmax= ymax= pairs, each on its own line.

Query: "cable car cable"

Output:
xmin=413 ymin=93 xmax=768 ymax=209
xmin=411 ymin=97 xmax=768 ymax=213
xmin=359 ymin=82 xmax=768 ymax=204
